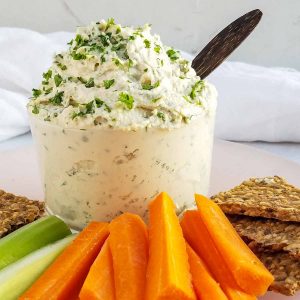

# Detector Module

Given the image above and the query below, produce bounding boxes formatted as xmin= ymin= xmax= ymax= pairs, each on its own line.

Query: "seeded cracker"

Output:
xmin=253 ymin=250 xmax=300 ymax=296
xmin=211 ymin=176 xmax=300 ymax=222
xmin=0 ymin=189 xmax=45 ymax=238
xmin=229 ymin=215 xmax=300 ymax=258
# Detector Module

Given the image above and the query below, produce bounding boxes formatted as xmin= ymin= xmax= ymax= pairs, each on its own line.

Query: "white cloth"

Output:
xmin=0 ymin=28 xmax=299 ymax=142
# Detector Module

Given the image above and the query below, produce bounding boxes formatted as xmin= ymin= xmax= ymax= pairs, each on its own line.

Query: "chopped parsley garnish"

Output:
xmin=157 ymin=111 xmax=165 ymax=121
xmin=95 ymin=97 xmax=104 ymax=108
xmin=84 ymin=101 xmax=95 ymax=114
xmin=54 ymin=74 xmax=63 ymax=87
xmin=32 ymin=105 xmax=39 ymax=114
xmin=74 ymin=34 xmax=86 ymax=48
xmin=85 ymin=78 xmax=95 ymax=88
xmin=89 ymin=44 xmax=104 ymax=53
xmin=151 ymin=97 xmax=161 ymax=103
xmin=95 ymin=98 xmax=111 ymax=112
xmin=127 ymin=59 xmax=133 ymax=69
xmin=43 ymin=70 xmax=52 ymax=81
xmin=112 ymin=58 xmax=121 ymax=66
xmin=116 ymin=26 xmax=121 ymax=34
xmin=144 ymin=39 xmax=151 ymax=48
xmin=142 ymin=80 xmax=160 ymax=90
xmin=105 ymin=18 xmax=115 ymax=31
xmin=32 ymin=89 xmax=42 ymax=98
xmin=56 ymin=62 xmax=67 ymax=70
xmin=103 ymin=79 xmax=115 ymax=89
xmin=101 ymin=55 xmax=106 ymax=63
xmin=118 ymin=92 xmax=134 ymax=109
xmin=44 ymin=87 xmax=53 ymax=95
xmin=144 ymin=68 xmax=148 ymax=72
xmin=166 ymin=49 xmax=179 ymax=61
xmin=154 ymin=44 xmax=161 ymax=53
xmin=190 ymin=80 xmax=205 ymax=100
xmin=49 ymin=91 xmax=64 ymax=105
xmin=72 ymin=100 xmax=95 ymax=119
xmin=111 ymin=43 xmax=126 ymax=52
xmin=99 ymin=34 xmax=110 ymax=47
xmin=78 ymin=77 xmax=86 ymax=84
xmin=71 ymin=51 xmax=87 ymax=60
xmin=104 ymin=104 xmax=112 ymax=112
xmin=129 ymin=35 xmax=135 ymax=41
xmin=183 ymin=95 xmax=192 ymax=103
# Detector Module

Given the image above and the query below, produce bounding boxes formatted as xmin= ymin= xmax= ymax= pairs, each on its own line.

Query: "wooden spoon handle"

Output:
xmin=192 ymin=9 xmax=263 ymax=79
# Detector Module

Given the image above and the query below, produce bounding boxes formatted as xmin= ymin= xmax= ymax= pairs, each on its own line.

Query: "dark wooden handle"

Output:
xmin=192 ymin=9 xmax=263 ymax=79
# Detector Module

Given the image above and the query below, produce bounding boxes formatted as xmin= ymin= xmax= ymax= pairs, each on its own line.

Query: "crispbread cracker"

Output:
xmin=253 ymin=250 xmax=300 ymax=296
xmin=212 ymin=176 xmax=300 ymax=222
xmin=0 ymin=189 xmax=45 ymax=237
xmin=229 ymin=215 xmax=300 ymax=258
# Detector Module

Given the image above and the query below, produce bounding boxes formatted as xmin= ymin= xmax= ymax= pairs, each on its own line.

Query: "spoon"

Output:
xmin=192 ymin=9 xmax=263 ymax=79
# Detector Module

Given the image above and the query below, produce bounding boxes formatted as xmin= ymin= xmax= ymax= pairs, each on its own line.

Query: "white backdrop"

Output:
xmin=0 ymin=0 xmax=299 ymax=70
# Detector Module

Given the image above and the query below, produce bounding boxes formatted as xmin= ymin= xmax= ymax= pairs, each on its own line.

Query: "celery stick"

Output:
xmin=0 ymin=234 xmax=76 ymax=300
xmin=0 ymin=215 xmax=71 ymax=270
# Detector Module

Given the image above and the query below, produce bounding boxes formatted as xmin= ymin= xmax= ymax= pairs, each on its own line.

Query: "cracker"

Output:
xmin=229 ymin=215 xmax=300 ymax=258
xmin=254 ymin=250 xmax=300 ymax=296
xmin=0 ymin=189 xmax=45 ymax=237
xmin=211 ymin=176 xmax=300 ymax=222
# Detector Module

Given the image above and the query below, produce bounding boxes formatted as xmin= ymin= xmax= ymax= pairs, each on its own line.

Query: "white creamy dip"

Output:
xmin=28 ymin=19 xmax=216 ymax=130
xmin=28 ymin=19 xmax=217 ymax=229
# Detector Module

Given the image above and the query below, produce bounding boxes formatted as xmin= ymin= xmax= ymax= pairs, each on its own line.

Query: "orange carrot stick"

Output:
xmin=181 ymin=210 xmax=256 ymax=300
xmin=145 ymin=192 xmax=196 ymax=300
xmin=109 ymin=213 xmax=148 ymax=300
xmin=186 ymin=243 xmax=228 ymax=300
xmin=195 ymin=195 xmax=274 ymax=296
xmin=79 ymin=240 xmax=115 ymax=300
xmin=20 ymin=222 xmax=109 ymax=300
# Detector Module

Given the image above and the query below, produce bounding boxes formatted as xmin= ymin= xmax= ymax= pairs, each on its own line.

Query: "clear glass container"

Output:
xmin=29 ymin=112 xmax=215 ymax=230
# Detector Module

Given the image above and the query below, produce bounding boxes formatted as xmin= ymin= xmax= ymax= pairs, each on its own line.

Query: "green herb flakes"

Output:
xmin=49 ymin=91 xmax=64 ymax=105
xmin=112 ymin=58 xmax=121 ymax=66
xmin=157 ymin=111 xmax=165 ymax=121
xmin=85 ymin=78 xmax=95 ymax=88
xmin=103 ymin=79 xmax=115 ymax=89
xmin=71 ymin=51 xmax=87 ymax=60
xmin=32 ymin=105 xmax=39 ymax=114
xmin=32 ymin=89 xmax=42 ymax=98
xmin=151 ymin=97 xmax=161 ymax=103
xmin=142 ymin=80 xmax=160 ymax=90
xmin=166 ymin=49 xmax=179 ymax=61
xmin=43 ymin=70 xmax=52 ymax=81
xmin=118 ymin=92 xmax=134 ymax=109
xmin=144 ymin=39 xmax=151 ymax=48
xmin=105 ymin=18 xmax=115 ymax=31
xmin=44 ymin=87 xmax=53 ymax=95
xmin=190 ymin=80 xmax=205 ymax=100
xmin=154 ymin=44 xmax=161 ymax=53
xmin=54 ymin=74 xmax=63 ymax=87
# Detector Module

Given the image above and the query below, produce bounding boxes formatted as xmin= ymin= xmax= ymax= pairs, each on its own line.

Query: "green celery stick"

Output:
xmin=0 ymin=215 xmax=71 ymax=270
xmin=0 ymin=234 xmax=76 ymax=300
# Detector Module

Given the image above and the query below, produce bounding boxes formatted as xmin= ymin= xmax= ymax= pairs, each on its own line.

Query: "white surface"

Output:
xmin=1 ymin=28 xmax=299 ymax=143
xmin=0 ymin=1 xmax=299 ymax=70
xmin=0 ymin=139 xmax=299 ymax=299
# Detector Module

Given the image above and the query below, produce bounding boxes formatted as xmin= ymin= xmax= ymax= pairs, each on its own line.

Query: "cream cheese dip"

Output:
xmin=28 ymin=19 xmax=217 ymax=229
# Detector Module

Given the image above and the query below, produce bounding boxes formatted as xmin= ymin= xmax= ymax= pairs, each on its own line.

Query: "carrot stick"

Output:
xmin=145 ymin=192 xmax=196 ymax=300
xmin=79 ymin=240 xmax=115 ymax=300
xmin=20 ymin=222 xmax=109 ymax=300
xmin=109 ymin=213 xmax=148 ymax=300
xmin=181 ymin=210 xmax=256 ymax=300
xmin=195 ymin=195 xmax=274 ymax=296
xmin=186 ymin=243 xmax=228 ymax=300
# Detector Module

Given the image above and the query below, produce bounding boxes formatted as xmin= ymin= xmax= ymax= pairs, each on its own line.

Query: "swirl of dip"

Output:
xmin=28 ymin=18 xmax=217 ymax=130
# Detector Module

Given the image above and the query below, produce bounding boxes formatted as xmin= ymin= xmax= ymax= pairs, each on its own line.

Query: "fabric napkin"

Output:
xmin=0 ymin=27 xmax=299 ymax=142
